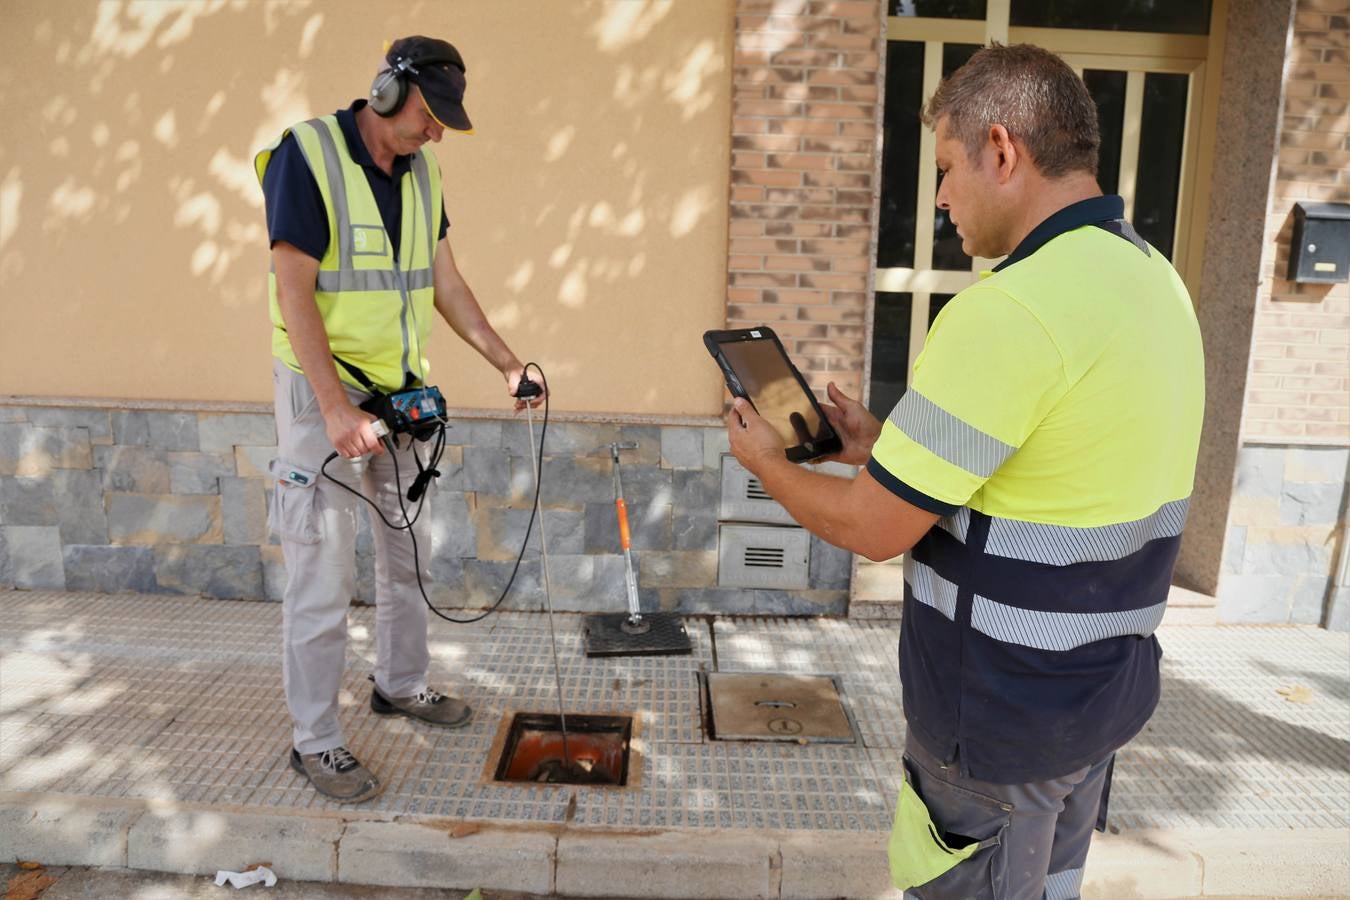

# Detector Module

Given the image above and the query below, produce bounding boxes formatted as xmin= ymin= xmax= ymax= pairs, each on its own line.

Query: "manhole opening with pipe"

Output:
xmin=493 ymin=713 xmax=633 ymax=786
xmin=705 ymin=673 xmax=857 ymax=744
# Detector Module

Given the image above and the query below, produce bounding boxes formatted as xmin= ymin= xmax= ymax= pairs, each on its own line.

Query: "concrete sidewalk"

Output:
xmin=1 ymin=589 xmax=1347 ymax=898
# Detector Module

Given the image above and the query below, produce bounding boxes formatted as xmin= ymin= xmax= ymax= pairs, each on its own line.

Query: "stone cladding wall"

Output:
xmin=0 ymin=404 xmax=851 ymax=616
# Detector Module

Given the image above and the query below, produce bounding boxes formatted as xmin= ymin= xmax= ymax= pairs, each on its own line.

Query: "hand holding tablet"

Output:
xmin=704 ymin=327 xmax=843 ymax=463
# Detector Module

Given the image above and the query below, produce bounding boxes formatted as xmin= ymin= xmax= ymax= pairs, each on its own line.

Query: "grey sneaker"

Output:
xmin=371 ymin=684 xmax=473 ymax=728
xmin=289 ymin=746 xmax=383 ymax=803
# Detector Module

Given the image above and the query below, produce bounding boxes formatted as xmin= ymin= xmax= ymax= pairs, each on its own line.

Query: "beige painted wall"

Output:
xmin=0 ymin=0 xmax=732 ymax=416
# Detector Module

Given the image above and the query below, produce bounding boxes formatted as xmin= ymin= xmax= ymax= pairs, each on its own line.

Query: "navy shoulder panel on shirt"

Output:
xmin=261 ymin=132 xmax=330 ymax=262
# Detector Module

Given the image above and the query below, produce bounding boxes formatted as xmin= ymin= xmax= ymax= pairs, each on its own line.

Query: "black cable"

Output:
xmin=318 ymin=364 xmax=549 ymax=625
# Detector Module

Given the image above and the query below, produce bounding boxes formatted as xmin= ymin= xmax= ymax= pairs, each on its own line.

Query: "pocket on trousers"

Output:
xmin=889 ymin=755 xmax=1010 ymax=898
xmin=268 ymin=460 xmax=322 ymax=545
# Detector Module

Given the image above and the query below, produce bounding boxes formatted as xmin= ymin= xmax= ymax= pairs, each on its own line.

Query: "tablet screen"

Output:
xmin=719 ymin=338 xmax=830 ymax=448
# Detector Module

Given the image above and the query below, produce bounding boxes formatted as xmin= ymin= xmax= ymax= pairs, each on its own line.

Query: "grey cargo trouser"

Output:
xmin=269 ymin=360 xmax=434 ymax=755
xmin=901 ymin=733 xmax=1113 ymax=900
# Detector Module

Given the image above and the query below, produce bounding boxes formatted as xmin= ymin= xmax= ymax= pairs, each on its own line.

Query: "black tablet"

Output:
xmin=704 ymin=327 xmax=843 ymax=463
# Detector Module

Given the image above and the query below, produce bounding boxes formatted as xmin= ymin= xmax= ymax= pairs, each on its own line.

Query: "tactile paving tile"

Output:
xmin=4 ymin=590 xmax=1349 ymax=837
xmin=720 ymin=741 xmax=893 ymax=831
xmin=713 ymin=616 xmax=899 ymax=675
xmin=570 ymin=741 xmax=735 ymax=830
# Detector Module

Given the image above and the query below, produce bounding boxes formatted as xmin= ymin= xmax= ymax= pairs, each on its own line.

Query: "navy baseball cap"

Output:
xmin=387 ymin=36 xmax=473 ymax=132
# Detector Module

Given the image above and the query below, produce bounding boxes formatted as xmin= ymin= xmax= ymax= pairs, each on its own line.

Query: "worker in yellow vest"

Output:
xmin=255 ymin=36 xmax=539 ymax=803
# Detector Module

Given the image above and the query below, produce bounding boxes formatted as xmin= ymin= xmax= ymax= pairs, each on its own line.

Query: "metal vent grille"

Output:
xmin=719 ymin=455 xmax=794 ymax=524
xmin=745 ymin=478 xmax=771 ymax=501
xmin=744 ymin=546 xmax=785 ymax=568
xmin=718 ymin=525 xmax=810 ymax=588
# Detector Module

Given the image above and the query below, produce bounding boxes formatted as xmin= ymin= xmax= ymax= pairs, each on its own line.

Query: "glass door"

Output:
xmin=867 ymin=0 xmax=1222 ymax=419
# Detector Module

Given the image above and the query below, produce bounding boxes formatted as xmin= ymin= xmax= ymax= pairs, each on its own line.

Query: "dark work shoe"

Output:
xmin=289 ymin=746 xmax=383 ymax=803
xmin=371 ymin=684 xmax=473 ymax=728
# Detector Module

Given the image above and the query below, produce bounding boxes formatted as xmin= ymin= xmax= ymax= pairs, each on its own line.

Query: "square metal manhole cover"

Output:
xmin=706 ymin=673 xmax=855 ymax=743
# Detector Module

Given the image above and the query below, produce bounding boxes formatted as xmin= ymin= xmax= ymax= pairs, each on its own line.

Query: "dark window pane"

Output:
xmin=927 ymin=293 xmax=956 ymax=331
xmin=868 ymin=292 xmax=913 ymax=420
xmin=878 ymin=42 xmax=926 ymax=269
xmin=888 ymin=0 xmax=987 ymax=17
xmin=1134 ymin=72 xmax=1188 ymax=259
xmin=1083 ymin=70 xmax=1126 ymax=196
xmin=1010 ymin=0 xmax=1211 ymax=34
xmin=932 ymin=44 xmax=982 ymax=271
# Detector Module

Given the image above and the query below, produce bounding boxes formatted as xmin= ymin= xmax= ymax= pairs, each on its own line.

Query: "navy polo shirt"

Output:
xmin=262 ymin=100 xmax=450 ymax=262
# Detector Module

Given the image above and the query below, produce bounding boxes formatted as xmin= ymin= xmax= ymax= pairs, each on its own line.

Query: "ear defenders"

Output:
xmin=369 ymin=45 xmax=465 ymax=118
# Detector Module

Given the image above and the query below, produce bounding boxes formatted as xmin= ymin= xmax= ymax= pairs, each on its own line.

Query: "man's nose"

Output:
xmin=426 ymin=121 xmax=445 ymax=142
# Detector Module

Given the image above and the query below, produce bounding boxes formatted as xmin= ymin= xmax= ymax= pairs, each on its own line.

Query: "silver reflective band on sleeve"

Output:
xmin=971 ymin=595 xmax=1166 ymax=652
xmin=985 ymin=498 xmax=1190 ymax=566
xmin=314 ymin=268 xmax=433 ymax=293
xmin=1044 ymin=867 xmax=1085 ymax=900
xmin=903 ymin=556 xmax=959 ymax=621
xmin=888 ymin=390 xmax=1016 ymax=478
xmin=937 ymin=506 xmax=970 ymax=543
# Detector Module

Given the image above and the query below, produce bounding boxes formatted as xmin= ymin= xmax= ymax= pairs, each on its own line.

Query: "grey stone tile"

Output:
xmin=197 ymin=413 xmax=277 ymax=453
xmin=27 ymin=407 xmax=113 ymax=441
xmin=1290 ymin=575 xmax=1331 ymax=626
xmin=810 ymin=536 xmax=853 ymax=589
xmin=4 ymin=525 xmax=65 ymax=589
xmin=463 ymin=558 xmax=543 ymax=610
xmin=168 ymin=451 xmax=235 ymax=494
xmin=51 ymin=469 xmax=108 ymax=544
xmin=233 ymin=445 xmax=277 ymax=480
xmin=0 ymin=423 xmax=93 ymax=476
xmin=0 ymin=407 xmax=26 ymax=423
xmin=538 ymin=456 xmax=614 ymax=503
xmin=428 ymin=490 xmax=477 ymax=560
xmin=221 ymin=477 xmax=268 ymax=545
xmin=261 ymin=545 xmax=286 ymax=602
xmin=539 ymin=507 xmax=584 ymax=555
xmin=1242 ymin=533 xmax=1334 ymax=575
xmin=1216 ymin=573 xmax=1295 ymax=623
xmin=1284 ymin=446 xmax=1349 ymax=484
xmin=1279 ymin=481 xmax=1346 ymax=526
xmin=452 ymin=445 xmax=510 ymax=495
xmin=661 ymin=426 xmax=705 ymax=470
xmin=0 ymin=475 xmax=58 ymax=525
xmin=534 ymin=422 xmax=620 ymax=456
xmin=1234 ymin=445 xmax=1285 ymax=500
xmin=94 ymin=445 xmax=170 ymax=493
xmin=153 ymin=545 xmax=263 ymax=599
xmin=111 ymin=411 xmax=199 ymax=451
xmin=1223 ymin=525 xmax=1247 ymax=574
xmin=0 ymin=528 xmax=10 ymax=587
xmin=64 ymin=545 xmax=159 ymax=593
xmin=616 ymin=465 xmax=674 ymax=505
xmin=704 ymin=428 xmax=732 ymax=469
xmin=475 ymin=505 xmax=538 ymax=562
xmin=674 ymin=469 xmax=720 ymax=551
xmin=617 ymin=425 xmax=662 ymax=465
xmin=453 ymin=418 xmax=502 ymax=448
xmin=635 ymin=550 xmax=718 ymax=589
xmin=584 ymin=501 xmax=672 ymax=552
xmin=107 ymin=494 xmax=222 ymax=544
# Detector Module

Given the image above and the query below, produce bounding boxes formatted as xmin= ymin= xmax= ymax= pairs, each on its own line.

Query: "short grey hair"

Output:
xmin=922 ymin=43 xmax=1100 ymax=178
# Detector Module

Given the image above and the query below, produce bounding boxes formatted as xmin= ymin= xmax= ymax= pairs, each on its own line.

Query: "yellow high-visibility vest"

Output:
xmin=255 ymin=115 xmax=442 ymax=393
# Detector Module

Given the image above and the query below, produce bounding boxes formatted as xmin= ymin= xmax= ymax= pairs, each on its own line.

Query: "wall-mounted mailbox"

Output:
xmin=1288 ymin=201 xmax=1350 ymax=284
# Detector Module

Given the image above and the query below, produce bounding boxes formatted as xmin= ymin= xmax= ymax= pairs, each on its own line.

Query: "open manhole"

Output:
xmin=706 ymin=673 xmax=856 ymax=744
xmin=493 ymin=712 xmax=633 ymax=786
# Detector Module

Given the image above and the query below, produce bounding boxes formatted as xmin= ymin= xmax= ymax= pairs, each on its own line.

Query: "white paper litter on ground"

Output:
xmin=214 ymin=867 xmax=278 ymax=888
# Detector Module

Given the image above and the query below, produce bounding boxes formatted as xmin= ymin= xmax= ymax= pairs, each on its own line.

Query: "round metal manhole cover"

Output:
xmin=766 ymin=717 xmax=803 ymax=735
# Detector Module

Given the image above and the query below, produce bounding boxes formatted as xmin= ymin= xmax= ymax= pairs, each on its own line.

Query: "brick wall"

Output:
xmin=726 ymin=0 xmax=883 ymax=400
xmin=1244 ymin=0 xmax=1349 ymax=444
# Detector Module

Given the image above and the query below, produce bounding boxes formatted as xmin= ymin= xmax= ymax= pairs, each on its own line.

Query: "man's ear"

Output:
xmin=988 ymin=124 xmax=1019 ymax=184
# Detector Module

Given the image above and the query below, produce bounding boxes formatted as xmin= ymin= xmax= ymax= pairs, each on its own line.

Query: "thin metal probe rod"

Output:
xmin=526 ymin=401 xmax=570 ymax=769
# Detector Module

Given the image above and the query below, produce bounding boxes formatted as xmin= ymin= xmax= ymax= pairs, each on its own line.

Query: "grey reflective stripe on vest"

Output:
xmin=889 ymin=390 xmax=1016 ymax=478
xmin=985 ymin=498 xmax=1189 ymax=566
xmin=1044 ymin=867 xmax=1084 ymax=900
xmin=971 ymin=595 xmax=1166 ymax=651
xmin=412 ymin=151 xmax=435 ymax=263
xmin=936 ymin=506 xmax=970 ymax=543
xmin=315 ymin=268 xmax=433 ymax=293
xmin=903 ymin=557 xmax=958 ymax=621
xmin=304 ymin=119 xmax=354 ymax=273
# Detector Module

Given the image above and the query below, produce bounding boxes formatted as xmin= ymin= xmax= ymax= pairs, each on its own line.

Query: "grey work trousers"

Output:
xmin=901 ymin=733 xmax=1113 ymax=900
xmin=269 ymin=360 xmax=434 ymax=755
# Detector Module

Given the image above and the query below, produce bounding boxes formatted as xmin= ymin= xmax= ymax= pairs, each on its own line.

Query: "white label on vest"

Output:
xmin=351 ymin=225 xmax=388 ymax=256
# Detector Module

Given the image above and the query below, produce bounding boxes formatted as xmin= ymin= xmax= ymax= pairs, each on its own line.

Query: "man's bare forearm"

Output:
xmin=753 ymin=457 xmax=871 ymax=555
